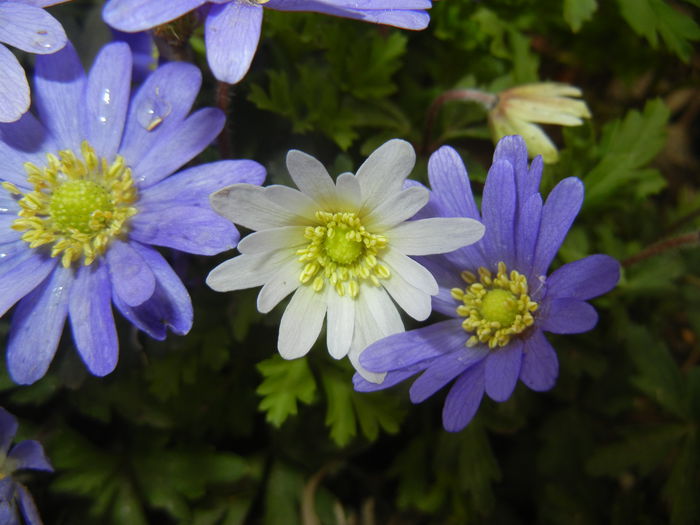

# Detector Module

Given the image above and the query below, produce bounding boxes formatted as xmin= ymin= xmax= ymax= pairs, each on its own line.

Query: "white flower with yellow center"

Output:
xmin=206 ymin=139 xmax=485 ymax=381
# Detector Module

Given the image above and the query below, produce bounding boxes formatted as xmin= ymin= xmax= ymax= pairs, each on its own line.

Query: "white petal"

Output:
xmin=264 ymin=185 xmax=318 ymax=221
xmin=381 ymin=270 xmax=432 ymax=321
xmin=206 ymin=250 xmax=293 ymax=291
xmin=388 ymin=217 xmax=485 ymax=256
xmin=326 ymin=291 xmax=355 ymax=359
xmin=286 ymin=149 xmax=337 ymax=207
xmin=257 ymin=259 xmax=302 ymax=313
xmin=382 ymin=248 xmax=437 ymax=295
xmin=363 ymin=185 xmax=429 ymax=230
xmin=237 ymin=226 xmax=306 ymax=255
xmin=210 ymin=184 xmax=296 ymax=231
xmin=278 ymin=285 xmax=327 ymax=359
xmin=335 ymin=172 xmax=362 ymax=210
xmin=356 ymin=139 xmax=416 ymax=211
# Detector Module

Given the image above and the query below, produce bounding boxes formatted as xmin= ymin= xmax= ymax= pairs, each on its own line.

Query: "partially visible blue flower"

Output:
xmin=354 ymin=136 xmax=620 ymax=431
xmin=102 ymin=0 xmax=432 ymax=84
xmin=0 ymin=407 xmax=52 ymax=525
xmin=0 ymin=0 xmax=69 ymax=122
xmin=111 ymin=29 xmax=158 ymax=82
xmin=0 ymin=41 xmax=266 ymax=385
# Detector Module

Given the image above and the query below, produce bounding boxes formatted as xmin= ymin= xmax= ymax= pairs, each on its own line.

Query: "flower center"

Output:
xmin=451 ymin=262 xmax=538 ymax=349
xmin=296 ymin=211 xmax=390 ymax=298
xmin=2 ymin=141 xmax=138 ymax=267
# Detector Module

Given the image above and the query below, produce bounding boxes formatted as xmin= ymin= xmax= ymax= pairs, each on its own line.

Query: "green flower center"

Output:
xmin=49 ymin=180 xmax=114 ymax=234
xmin=451 ymin=262 xmax=538 ymax=349
xmin=2 ymin=141 xmax=138 ymax=267
xmin=296 ymin=211 xmax=390 ymax=298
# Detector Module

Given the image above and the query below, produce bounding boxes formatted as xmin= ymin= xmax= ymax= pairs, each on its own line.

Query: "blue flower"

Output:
xmin=354 ymin=136 xmax=620 ymax=431
xmin=0 ymin=41 xmax=265 ymax=385
xmin=0 ymin=0 xmax=69 ymax=122
xmin=0 ymin=407 xmax=52 ymax=525
xmin=102 ymin=0 xmax=432 ymax=84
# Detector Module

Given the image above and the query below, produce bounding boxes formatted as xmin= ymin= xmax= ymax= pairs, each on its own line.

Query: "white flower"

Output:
xmin=206 ymin=139 xmax=485 ymax=381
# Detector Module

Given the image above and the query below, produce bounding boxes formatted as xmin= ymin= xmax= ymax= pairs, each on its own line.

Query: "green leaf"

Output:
xmin=256 ymin=355 xmax=317 ymax=427
xmin=584 ymin=99 xmax=669 ymax=209
xmin=263 ymin=463 xmax=303 ymax=525
xmin=664 ymin=435 xmax=700 ymax=525
xmin=617 ymin=0 xmax=700 ymax=62
xmin=563 ymin=0 xmax=599 ymax=32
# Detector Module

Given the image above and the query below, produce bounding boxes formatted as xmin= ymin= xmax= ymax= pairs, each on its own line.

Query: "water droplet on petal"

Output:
xmin=136 ymin=87 xmax=172 ymax=131
xmin=96 ymin=88 xmax=112 ymax=125
xmin=34 ymin=29 xmax=57 ymax=51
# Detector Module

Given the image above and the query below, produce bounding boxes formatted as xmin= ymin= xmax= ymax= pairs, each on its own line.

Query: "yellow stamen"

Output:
xmin=451 ymin=262 xmax=538 ymax=349
xmin=3 ymin=141 xmax=138 ymax=267
xmin=296 ymin=211 xmax=389 ymax=298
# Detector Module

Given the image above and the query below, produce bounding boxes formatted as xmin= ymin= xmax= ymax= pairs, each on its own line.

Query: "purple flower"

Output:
xmin=0 ymin=0 xmax=69 ymax=122
xmin=0 ymin=407 xmax=53 ymax=525
xmin=102 ymin=0 xmax=432 ymax=84
xmin=0 ymin=41 xmax=265 ymax=385
xmin=354 ymin=136 xmax=620 ymax=432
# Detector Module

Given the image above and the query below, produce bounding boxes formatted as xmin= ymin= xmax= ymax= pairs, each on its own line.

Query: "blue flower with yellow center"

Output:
xmin=354 ymin=135 xmax=620 ymax=432
xmin=0 ymin=41 xmax=265 ymax=385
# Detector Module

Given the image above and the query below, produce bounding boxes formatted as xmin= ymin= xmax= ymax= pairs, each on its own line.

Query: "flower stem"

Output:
xmin=422 ymin=89 xmax=497 ymax=155
xmin=622 ymin=231 xmax=700 ymax=267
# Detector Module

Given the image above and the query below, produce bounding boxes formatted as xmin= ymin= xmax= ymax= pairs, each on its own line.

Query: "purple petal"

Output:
xmin=0 ymin=112 xmax=55 ymax=186
xmin=17 ymin=484 xmax=43 ymax=525
xmin=546 ymin=254 xmax=620 ymax=301
xmin=0 ymin=408 xmax=18 ymax=454
xmin=0 ymin=44 xmax=29 ymax=123
xmin=410 ymin=346 xmax=488 ymax=403
xmin=138 ymin=160 xmax=266 ymax=210
xmin=0 ymin=3 xmax=66 ymax=54
xmin=68 ymin=263 xmax=118 ymax=376
xmin=360 ymin=318 xmax=466 ymax=372
xmin=33 ymin=42 xmax=86 ymax=151
xmin=0 ymin=215 xmax=22 ymax=244
xmin=113 ymin=242 xmax=192 ymax=339
xmin=540 ymin=298 xmax=598 ymax=334
xmin=106 ymin=239 xmax=155 ymax=307
xmin=129 ymin=205 xmax=239 ymax=255
xmin=484 ymin=341 xmax=523 ymax=402
xmin=352 ymin=366 xmax=425 ymax=392
xmin=492 ymin=135 xmax=540 ymax=203
xmin=531 ymin=177 xmax=584 ymax=276
xmin=130 ymin=108 xmax=225 ymax=188
xmin=427 ymin=145 xmax=480 ymax=220
xmin=0 ymin=495 xmax=18 ymax=525
xmin=442 ymin=360 xmax=486 ymax=432
xmin=111 ymin=29 xmax=156 ymax=83
xmin=514 ymin=193 xmax=542 ymax=277
xmin=205 ymin=1 xmax=263 ymax=84
xmin=83 ymin=42 xmax=132 ymax=159
xmin=7 ymin=265 xmax=72 ymax=385
xmin=481 ymin=159 xmax=516 ymax=268
xmin=520 ymin=329 xmax=558 ymax=392
xmin=8 ymin=440 xmax=52 ymax=472
xmin=120 ymin=62 xmax=202 ymax=170
xmin=103 ymin=0 xmax=207 ymax=31
xmin=0 ymin=249 xmax=57 ymax=317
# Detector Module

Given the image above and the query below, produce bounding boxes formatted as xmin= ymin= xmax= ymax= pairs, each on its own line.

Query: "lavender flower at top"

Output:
xmin=355 ymin=136 xmax=620 ymax=431
xmin=0 ymin=0 xmax=69 ymax=122
xmin=102 ymin=0 xmax=431 ymax=84
xmin=0 ymin=407 xmax=53 ymax=525
xmin=0 ymin=41 xmax=265 ymax=385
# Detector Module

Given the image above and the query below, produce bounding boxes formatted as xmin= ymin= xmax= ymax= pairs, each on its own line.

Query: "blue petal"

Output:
xmin=83 ymin=42 xmax=132 ymax=160
xmin=0 ymin=407 xmax=18 ymax=455
xmin=0 ymin=44 xmax=29 ymax=123
xmin=33 ymin=43 xmax=86 ymax=151
xmin=531 ymin=177 xmax=584 ymax=276
xmin=7 ymin=265 xmax=72 ymax=385
xmin=113 ymin=242 xmax=192 ymax=339
xmin=0 ymin=112 xmax=55 ymax=185
xmin=130 ymin=205 xmax=239 ymax=255
xmin=8 ymin=440 xmax=52 ymax=472
xmin=442 ymin=360 xmax=486 ymax=432
xmin=514 ymin=193 xmax=542 ymax=278
xmin=540 ymin=298 xmax=598 ymax=334
xmin=546 ymin=254 xmax=620 ymax=301
xmin=410 ymin=345 xmax=487 ymax=403
xmin=205 ymin=1 xmax=263 ymax=84
xmin=480 ymin=159 xmax=516 ymax=268
xmin=520 ymin=329 xmax=558 ymax=392
xmin=68 ymin=263 xmax=118 ymax=376
xmin=492 ymin=135 xmax=540 ymax=204
xmin=352 ymin=367 xmax=425 ymax=393
xmin=427 ymin=145 xmax=480 ymax=220
xmin=17 ymin=484 xmax=43 ymax=525
xmin=0 ymin=249 xmax=57 ymax=317
xmin=139 ymin=160 xmax=266 ymax=210
xmin=103 ymin=0 xmax=207 ymax=31
xmin=0 ymin=215 xmax=21 ymax=244
xmin=360 ymin=318 xmax=466 ymax=372
xmin=0 ymin=3 xmax=66 ymax=55
xmin=106 ymin=239 xmax=155 ymax=307
xmin=484 ymin=341 xmax=523 ymax=402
